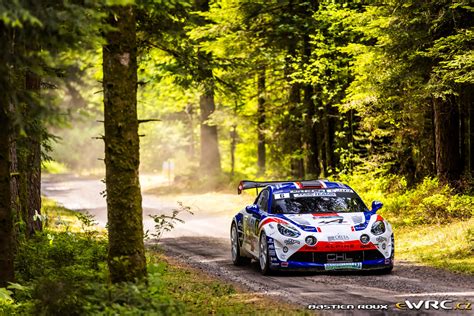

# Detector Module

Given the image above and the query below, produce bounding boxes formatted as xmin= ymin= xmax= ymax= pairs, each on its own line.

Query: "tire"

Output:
xmin=259 ymin=231 xmax=272 ymax=275
xmin=231 ymin=222 xmax=251 ymax=266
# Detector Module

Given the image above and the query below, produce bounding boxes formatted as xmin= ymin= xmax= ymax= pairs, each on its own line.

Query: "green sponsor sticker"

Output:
xmin=324 ymin=262 xmax=362 ymax=270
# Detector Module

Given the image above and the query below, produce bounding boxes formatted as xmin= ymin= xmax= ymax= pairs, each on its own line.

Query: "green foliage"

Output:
xmin=1 ymin=201 xmax=299 ymax=315
xmin=340 ymin=172 xmax=474 ymax=226
xmin=41 ymin=160 xmax=68 ymax=174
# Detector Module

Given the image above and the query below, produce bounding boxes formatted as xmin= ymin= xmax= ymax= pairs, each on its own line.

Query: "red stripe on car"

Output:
xmin=258 ymin=217 xmax=288 ymax=231
xmin=297 ymin=240 xmax=377 ymax=252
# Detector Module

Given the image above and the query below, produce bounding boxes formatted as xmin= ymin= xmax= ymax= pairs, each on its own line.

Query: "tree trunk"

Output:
xmin=0 ymin=25 xmax=14 ymax=287
xmin=327 ymin=104 xmax=337 ymax=172
xmin=0 ymin=107 xmax=14 ymax=287
xmin=433 ymin=97 xmax=462 ymax=183
xmin=302 ymin=33 xmax=320 ymax=178
xmin=461 ymin=85 xmax=474 ymax=176
xmin=304 ymin=84 xmax=320 ymax=178
xmin=22 ymin=70 xmax=42 ymax=236
xmin=103 ymin=5 xmax=146 ymax=283
xmin=286 ymin=36 xmax=304 ymax=178
xmin=199 ymin=87 xmax=221 ymax=175
xmin=230 ymin=125 xmax=237 ymax=176
xmin=469 ymin=87 xmax=474 ymax=176
xmin=257 ymin=68 xmax=266 ymax=175
xmin=195 ymin=0 xmax=221 ymax=176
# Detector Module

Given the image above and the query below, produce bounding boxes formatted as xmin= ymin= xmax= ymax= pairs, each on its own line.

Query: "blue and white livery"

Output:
xmin=230 ymin=180 xmax=394 ymax=275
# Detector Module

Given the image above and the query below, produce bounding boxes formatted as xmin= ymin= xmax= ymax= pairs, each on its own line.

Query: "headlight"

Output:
xmin=371 ymin=221 xmax=386 ymax=235
xmin=277 ymin=223 xmax=301 ymax=238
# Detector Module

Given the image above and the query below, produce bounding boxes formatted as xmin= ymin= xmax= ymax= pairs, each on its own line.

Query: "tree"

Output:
xmin=0 ymin=42 xmax=15 ymax=285
xmin=257 ymin=67 xmax=266 ymax=175
xmin=347 ymin=0 xmax=473 ymax=184
xmin=103 ymin=4 xmax=146 ymax=283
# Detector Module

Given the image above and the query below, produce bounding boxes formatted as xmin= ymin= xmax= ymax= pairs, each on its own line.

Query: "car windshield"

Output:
xmin=271 ymin=189 xmax=368 ymax=214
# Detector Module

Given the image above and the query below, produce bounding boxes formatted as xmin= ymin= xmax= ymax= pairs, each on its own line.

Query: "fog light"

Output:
xmin=283 ymin=246 xmax=288 ymax=253
xmin=360 ymin=234 xmax=370 ymax=244
xmin=305 ymin=236 xmax=317 ymax=246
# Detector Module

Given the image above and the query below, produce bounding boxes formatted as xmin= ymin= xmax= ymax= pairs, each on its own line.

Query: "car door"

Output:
xmin=244 ymin=189 xmax=269 ymax=256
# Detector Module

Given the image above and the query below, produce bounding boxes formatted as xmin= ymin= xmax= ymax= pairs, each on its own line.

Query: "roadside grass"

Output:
xmin=147 ymin=254 xmax=304 ymax=315
xmin=0 ymin=199 xmax=306 ymax=315
xmin=395 ymin=218 xmax=474 ymax=275
xmin=339 ymin=171 xmax=474 ymax=275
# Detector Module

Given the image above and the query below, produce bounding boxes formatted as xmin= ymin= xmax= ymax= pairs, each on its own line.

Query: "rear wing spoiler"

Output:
xmin=237 ymin=180 xmax=325 ymax=195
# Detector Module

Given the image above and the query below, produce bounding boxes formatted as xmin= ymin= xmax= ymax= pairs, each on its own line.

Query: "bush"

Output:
xmin=338 ymin=172 xmax=474 ymax=226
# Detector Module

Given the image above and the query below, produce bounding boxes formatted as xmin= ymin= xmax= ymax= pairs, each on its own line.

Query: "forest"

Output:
xmin=0 ymin=0 xmax=473 ymax=314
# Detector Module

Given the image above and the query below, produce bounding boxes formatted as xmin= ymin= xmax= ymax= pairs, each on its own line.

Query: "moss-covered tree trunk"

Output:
xmin=257 ymin=68 xmax=266 ymax=175
xmin=103 ymin=4 xmax=146 ymax=283
xmin=17 ymin=70 xmax=42 ymax=236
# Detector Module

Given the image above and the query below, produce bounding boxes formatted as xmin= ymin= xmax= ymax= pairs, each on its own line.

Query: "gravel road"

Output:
xmin=42 ymin=174 xmax=474 ymax=315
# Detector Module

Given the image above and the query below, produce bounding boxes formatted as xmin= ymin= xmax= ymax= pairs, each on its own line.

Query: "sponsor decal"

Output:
xmin=327 ymin=253 xmax=353 ymax=262
xmin=376 ymin=236 xmax=387 ymax=243
xmin=395 ymin=300 xmax=471 ymax=311
xmin=384 ymin=258 xmax=391 ymax=264
xmin=324 ymin=262 xmax=362 ymax=270
xmin=330 ymin=188 xmax=354 ymax=193
xmin=298 ymin=240 xmax=377 ymax=252
xmin=280 ymin=262 xmax=288 ymax=267
xmin=327 ymin=234 xmax=350 ymax=242
xmin=274 ymin=193 xmax=290 ymax=200
xmin=284 ymin=238 xmax=301 ymax=245
xmin=291 ymin=190 xmax=337 ymax=198
xmin=269 ymin=250 xmax=276 ymax=256
xmin=268 ymin=244 xmax=275 ymax=250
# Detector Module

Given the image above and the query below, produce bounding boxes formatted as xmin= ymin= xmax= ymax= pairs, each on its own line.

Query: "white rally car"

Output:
xmin=230 ymin=180 xmax=394 ymax=274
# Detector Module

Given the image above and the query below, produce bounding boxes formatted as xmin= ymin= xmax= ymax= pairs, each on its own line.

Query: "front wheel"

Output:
xmin=259 ymin=231 xmax=272 ymax=275
xmin=231 ymin=223 xmax=251 ymax=266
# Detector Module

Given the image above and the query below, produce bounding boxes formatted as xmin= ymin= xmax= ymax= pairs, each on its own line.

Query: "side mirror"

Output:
xmin=371 ymin=200 xmax=383 ymax=213
xmin=246 ymin=204 xmax=259 ymax=215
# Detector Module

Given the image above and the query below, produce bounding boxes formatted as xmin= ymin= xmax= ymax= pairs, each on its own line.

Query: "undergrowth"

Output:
xmin=338 ymin=171 xmax=474 ymax=274
xmin=0 ymin=199 xmax=301 ymax=315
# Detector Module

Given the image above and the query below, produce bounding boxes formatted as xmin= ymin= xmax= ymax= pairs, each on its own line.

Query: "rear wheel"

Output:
xmin=231 ymin=223 xmax=251 ymax=266
xmin=259 ymin=231 xmax=272 ymax=275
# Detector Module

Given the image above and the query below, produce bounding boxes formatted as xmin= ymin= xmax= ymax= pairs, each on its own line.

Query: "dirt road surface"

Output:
xmin=42 ymin=174 xmax=474 ymax=315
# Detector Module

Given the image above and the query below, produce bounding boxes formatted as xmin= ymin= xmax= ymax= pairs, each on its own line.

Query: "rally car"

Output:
xmin=230 ymin=180 xmax=394 ymax=274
